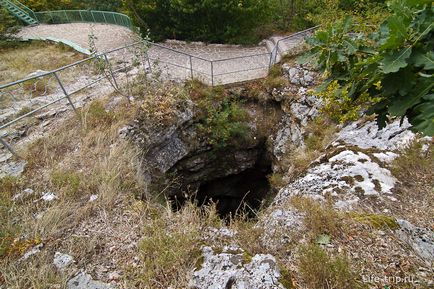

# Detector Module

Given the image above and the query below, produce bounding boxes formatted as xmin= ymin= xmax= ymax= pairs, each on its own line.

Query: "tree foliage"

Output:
xmin=0 ymin=7 xmax=19 ymax=48
xmin=124 ymin=0 xmax=275 ymax=44
xmin=20 ymin=0 xmax=122 ymax=11
xmin=299 ymin=0 xmax=434 ymax=135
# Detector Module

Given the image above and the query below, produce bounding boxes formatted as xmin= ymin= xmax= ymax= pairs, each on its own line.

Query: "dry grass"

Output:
xmin=297 ymin=244 xmax=362 ymax=289
xmin=125 ymin=202 xmax=221 ymax=288
xmin=290 ymin=196 xmax=343 ymax=240
xmin=280 ymin=116 xmax=338 ymax=181
xmin=390 ymin=139 xmax=434 ymax=226
xmin=0 ymin=94 xmax=144 ymax=287
xmin=0 ymin=41 xmax=85 ymax=84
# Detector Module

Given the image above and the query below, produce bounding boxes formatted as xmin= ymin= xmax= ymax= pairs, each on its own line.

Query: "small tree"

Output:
xmin=299 ymin=0 xmax=433 ymax=135
xmin=0 ymin=8 xmax=20 ymax=48
xmin=124 ymin=0 xmax=274 ymax=44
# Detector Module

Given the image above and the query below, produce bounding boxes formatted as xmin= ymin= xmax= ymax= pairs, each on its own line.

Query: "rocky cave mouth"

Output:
xmin=168 ymin=142 xmax=273 ymax=219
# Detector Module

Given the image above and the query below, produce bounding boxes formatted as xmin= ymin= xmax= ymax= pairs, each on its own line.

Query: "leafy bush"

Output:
xmin=198 ymin=96 xmax=250 ymax=148
xmin=0 ymin=8 xmax=20 ymax=49
xmin=299 ymin=0 xmax=434 ymax=135
xmin=21 ymin=0 xmax=122 ymax=11
xmin=124 ymin=0 xmax=275 ymax=44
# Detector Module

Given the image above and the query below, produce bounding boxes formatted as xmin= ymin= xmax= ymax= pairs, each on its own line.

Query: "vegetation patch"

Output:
xmin=350 ymin=213 xmax=399 ymax=230
xmin=0 ymin=41 xmax=85 ymax=84
xmin=280 ymin=116 xmax=338 ymax=181
xmin=298 ymin=244 xmax=362 ymax=289
xmin=290 ymin=196 xmax=342 ymax=239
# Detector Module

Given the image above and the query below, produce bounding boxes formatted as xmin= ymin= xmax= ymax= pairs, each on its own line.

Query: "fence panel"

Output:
xmin=34 ymin=10 xmax=132 ymax=29
xmin=212 ymin=53 xmax=271 ymax=85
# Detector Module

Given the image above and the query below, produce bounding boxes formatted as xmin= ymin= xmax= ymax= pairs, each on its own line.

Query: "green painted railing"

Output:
xmin=34 ymin=10 xmax=133 ymax=29
xmin=10 ymin=0 xmax=36 ymax=19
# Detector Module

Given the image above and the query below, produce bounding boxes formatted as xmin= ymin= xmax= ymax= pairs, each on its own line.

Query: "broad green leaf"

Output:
xmin=343 ymin=39 xmax=358 ymax=55
xmin=381 ymin=47 xmax=412 ymax=74
xmin=410 ymin=102 xmax=434 ymax=136
xmin=382 ymin=67 xmax=416 ymax=96
xmin=388 ymin=80 xmax=434 ymax=116
xmin=380 ymin=15 xmax=409 ymax=49
xmin=411 ymin=51 xmax=434 ymax=70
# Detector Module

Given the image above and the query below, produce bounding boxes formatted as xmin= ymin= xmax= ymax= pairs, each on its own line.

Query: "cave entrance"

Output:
xmin=195 ymin=161 xmax=272 ymax=218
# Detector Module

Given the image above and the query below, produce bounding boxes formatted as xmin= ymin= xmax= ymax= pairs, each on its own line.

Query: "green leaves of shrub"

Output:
xmin=299 ymin=0 xmax=434 ymax=135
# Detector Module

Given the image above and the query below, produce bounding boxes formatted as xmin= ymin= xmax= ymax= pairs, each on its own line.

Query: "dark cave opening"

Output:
xmin=195 ymin=165 xmax=272 ymax=218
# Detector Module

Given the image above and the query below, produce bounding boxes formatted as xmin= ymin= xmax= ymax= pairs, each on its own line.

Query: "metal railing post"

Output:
xmin=211 ymin=61 xmax=214 ymax=86
xmin=103 ymin=54 xmax=119 ymax=89
xmin=64 ymin=11 xmax=69 ymax=22
xmin=79 ymin=10 xmax=83 ymax=22
xmin=53 ymin=72 xmax=76 ymax=112
xmin=274 ymin=41 xmax=279 ymax=64
xmin=102 ymin=12 xmax=108 ymax=23
xmin=189 ymin=55 xmax=194 ymax=80
xmin=268 ymin=49 xmax=274 ymax=68
xmin=0 ymin=136 xmax=19 ymax=158
xmin=91 ymin=10 xmax=96 ymax=22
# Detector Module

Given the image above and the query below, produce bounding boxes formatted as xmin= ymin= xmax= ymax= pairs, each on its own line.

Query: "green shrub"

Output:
xmin=125 ymin=0 xmax=275 ymax=44
xmin=198 ymin=97 xmax=250 ymax=149
xmin=299 ymin=0 xmax=434 ymax=135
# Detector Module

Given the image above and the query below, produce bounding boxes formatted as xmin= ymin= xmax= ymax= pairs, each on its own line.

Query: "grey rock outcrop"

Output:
xmin=275 ymin=119 xmax=416 ymax=209
xmin=396 ymin=219 xmax=434 ymax=264
xmin=67 ymin=272 xmax=113 ymax=289
xmin=190 ymin=246 xmax=285 ymax=289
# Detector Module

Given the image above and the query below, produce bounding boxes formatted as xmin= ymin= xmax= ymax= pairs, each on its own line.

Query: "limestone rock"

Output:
xmin=260 ymin=208 xmax=304 ymax=250
xmin=277 ymin=150 xmax=397 ymax=209
xmin=335 ymin=119 xmax=415 ymax=150
xmin=20 ymin=243 xmax=44 ymax=261
xmin=190 ymin=246 xmax=284 ymax=289
xmin=282 ymin=64 xmax=316 ymax=87
xmin=53 ymin=252 xmax=74 ymax=269
xmin=396 ymin=220 xmax=434 ymax=264
xmin=67 ymin=272 xmax=114 ymax=289
xmin=40 ymin=192 xmax=58 ymax=202
xmin=273 ymin=115 xmax=303 ymax=161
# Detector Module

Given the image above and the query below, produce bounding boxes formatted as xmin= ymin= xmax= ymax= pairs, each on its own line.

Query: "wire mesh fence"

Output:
xmin=34 ymin=10 xmax=133 ymax=29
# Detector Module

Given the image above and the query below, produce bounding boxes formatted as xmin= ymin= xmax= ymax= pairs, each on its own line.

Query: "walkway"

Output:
xmin=17 ymin=23 xmax=309 ymax=85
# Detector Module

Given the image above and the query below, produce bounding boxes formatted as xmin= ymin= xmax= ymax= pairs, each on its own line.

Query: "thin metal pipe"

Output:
xmin=103 ymin=54 xmax=119 ymax=89
xmin=0 ymin=137 xmax=19 ymax=158
xmin=53 ymin=72 xmax=76 ymax=112
xmin=211 ymin=61 xmax=214 ymax=86
xmin=212 ymin=52 xmax=271 ymax=63
xmin=189 ymin=55 xmax=194 ymax=79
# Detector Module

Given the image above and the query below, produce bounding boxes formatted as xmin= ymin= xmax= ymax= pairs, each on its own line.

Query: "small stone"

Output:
xmin=89 ymin=195 xmax=99 ymax=202
xmin=21 ymin=243 xmax=44 ymax=260
xmin=53 ymin=252 xmax=74 ymax=269
xmin=107 ymin=271 xmax=120 ymax=281
xmin=41 ymin=192 xmax=58 ymax=202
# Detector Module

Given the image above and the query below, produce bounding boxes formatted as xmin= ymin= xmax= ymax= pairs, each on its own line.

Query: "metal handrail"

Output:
xmin=271 ymin=25 xmax=320 ymax=64
xmin=0 ymin=27 xmax=317 ymax=155
xmin=9 ymin=0 xmax=36 ymax=19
